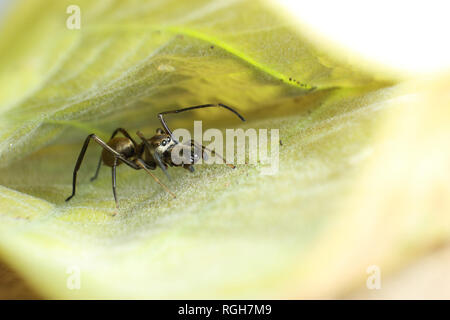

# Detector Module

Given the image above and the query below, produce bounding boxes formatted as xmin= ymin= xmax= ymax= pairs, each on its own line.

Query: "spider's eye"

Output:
xmin=161 ymin=140 xmax=167 ymax=147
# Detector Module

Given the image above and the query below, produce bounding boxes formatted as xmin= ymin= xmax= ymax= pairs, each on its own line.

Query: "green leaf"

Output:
xmin=0 ymin=0 xmax=389 ymax=166
xmin=1 ymin=0 xmax=448 ymax=299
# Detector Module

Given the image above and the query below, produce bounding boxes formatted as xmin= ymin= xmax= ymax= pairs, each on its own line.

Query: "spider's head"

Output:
xmin=152 ymin=134 xmax=175 ymax=154
xmin=136 ymin=130 xmax=174 ymax=154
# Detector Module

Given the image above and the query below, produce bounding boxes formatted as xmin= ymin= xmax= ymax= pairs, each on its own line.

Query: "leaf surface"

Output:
xmin=1 ymin=0 xmax=447 ymax=299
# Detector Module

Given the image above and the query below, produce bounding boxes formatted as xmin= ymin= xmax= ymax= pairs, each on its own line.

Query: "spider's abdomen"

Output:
xmin=102 ymin=137 xmax=135 ymax=167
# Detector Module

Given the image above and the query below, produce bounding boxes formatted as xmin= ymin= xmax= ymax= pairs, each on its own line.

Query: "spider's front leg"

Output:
xmin=188 ymin=139 xmax=235 ymax=169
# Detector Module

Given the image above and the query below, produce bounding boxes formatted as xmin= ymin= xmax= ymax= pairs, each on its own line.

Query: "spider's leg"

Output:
xmin=111 ymin=157 xmax=119 ymax=208
xmin=189 ymin=139 xmax=235 ymax=169
xmin=152 ymin=149 xmax=171 ymax=180
xmin=90 ymin=156 xmax=103 ymax=182
xmin=136 ymin=159 xmax=176 ymax=198
xmin=158 ymin=103 xmax=245 ymax=137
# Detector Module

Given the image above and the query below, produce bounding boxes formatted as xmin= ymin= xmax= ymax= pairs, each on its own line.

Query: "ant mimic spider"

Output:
xmin=65 ymin=104 xmax=245 ymax=207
